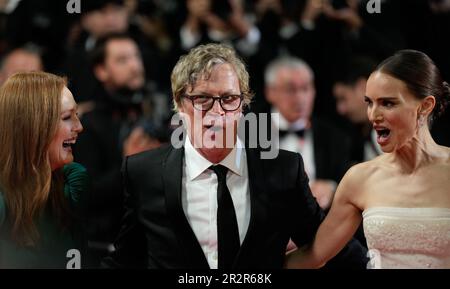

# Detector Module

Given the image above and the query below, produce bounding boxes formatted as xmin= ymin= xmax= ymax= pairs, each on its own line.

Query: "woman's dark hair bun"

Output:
xmin=437 ymin=81 xmax=450 ymax=117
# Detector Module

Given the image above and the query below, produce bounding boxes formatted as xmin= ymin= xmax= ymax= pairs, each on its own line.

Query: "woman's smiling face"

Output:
xmin=48 ymin=87 xmax=83 ymax=171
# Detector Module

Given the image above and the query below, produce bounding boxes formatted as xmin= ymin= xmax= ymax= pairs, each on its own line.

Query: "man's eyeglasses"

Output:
xmin=183 ymin=94 xmax=243 ymax=112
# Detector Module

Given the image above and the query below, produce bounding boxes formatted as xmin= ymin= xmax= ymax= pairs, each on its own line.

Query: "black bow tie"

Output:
xmin=279 ymin=129 xmax=305 ymax=138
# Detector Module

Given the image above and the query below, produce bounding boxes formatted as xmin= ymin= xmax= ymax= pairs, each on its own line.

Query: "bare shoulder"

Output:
xmin=434 ymin=146 xmax=450 ymax=166
xmin=442 ymin=146 xmax=450 ymax=171
xmin=344 ymin=155 xmax=386 ymax=184
xmin=335 ymin=156 xmax=386 ymax=208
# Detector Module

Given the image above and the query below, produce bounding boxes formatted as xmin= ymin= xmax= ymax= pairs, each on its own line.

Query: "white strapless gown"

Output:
xmin=363 ymin=207 xmax=450 ymax=269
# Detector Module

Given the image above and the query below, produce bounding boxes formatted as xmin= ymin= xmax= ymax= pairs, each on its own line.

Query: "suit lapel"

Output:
xmin=163 ymin=146 xmax=209 ymax=269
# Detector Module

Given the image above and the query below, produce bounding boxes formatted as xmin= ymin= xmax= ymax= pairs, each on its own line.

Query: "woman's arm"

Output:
xmin=286 ymin=165 xmax=365 ymax=268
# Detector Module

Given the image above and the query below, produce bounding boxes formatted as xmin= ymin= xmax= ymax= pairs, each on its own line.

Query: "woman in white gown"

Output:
xmin=285 ymin=50 xmax=450 ymax=269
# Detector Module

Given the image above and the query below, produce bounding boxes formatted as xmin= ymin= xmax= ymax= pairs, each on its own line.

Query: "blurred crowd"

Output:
xmin=1 ymin=0 xmax=449 ymax=266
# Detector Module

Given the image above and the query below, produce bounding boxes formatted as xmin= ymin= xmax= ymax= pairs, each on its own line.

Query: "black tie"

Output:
xmin=279 ymin=129 xmax=305 ymax=138
xmin=210 ymin=165 xmax=240 ymax=269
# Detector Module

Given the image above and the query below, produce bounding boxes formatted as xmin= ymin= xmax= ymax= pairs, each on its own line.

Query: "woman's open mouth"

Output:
xmin=62 ymin=137 xmax=77 ymax=151
xmin=374 ymin=126 xmax=391 ymax=145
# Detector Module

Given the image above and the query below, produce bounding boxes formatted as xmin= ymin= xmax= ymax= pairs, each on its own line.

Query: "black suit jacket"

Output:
xmin=74 ymin=96 xmax=126 ymax=244
xmin=271 ymin=116 xmax=352 ymax=182
xmin=103 ymin=144 xmax=367 ymax=269
xmin=311 ymin=118 xmax=353 ymax=182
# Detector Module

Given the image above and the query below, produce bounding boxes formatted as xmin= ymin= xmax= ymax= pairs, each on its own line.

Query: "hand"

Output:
xmin=285 ymin=246 xmax=305 ymax=268
xmin=329 ymin=8 xmax=363 ymax=30
xmin=286 ymin=239 xmax=298 ymax=254
xmin=310 ymin=179 xmax=337 ymax=210
xmin=301 ymin=0 xmax=324 ymax=24
xmin=255 ymin=0 xmax=282 ymax=16
xmin=186 ymin=0 xmax=211 ymax=19
xmin=228 ymin=0 xmax=251 ymax=37
xmin=185 ymin=0 xmax=229 ymax=34
xmin=284 ymin=245 xmax=320 ymax=269
xmin=123 ymin=127 xmax=160 ymax=157
xmin=185 ymin=0 xmax=213 ymax=34
xmin=322 ymin=0 xmax=363 ymax=31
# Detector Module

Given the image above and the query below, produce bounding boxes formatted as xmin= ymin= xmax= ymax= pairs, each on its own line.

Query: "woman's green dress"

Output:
xmin=0 ymin=162 xmax=90 ymax=268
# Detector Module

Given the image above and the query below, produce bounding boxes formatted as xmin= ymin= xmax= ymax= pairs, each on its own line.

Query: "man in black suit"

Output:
xmin=103 ymin=43 xmax=367 ymax=269
xmin=264 ymin=56 xmax=353 ymax=211
xmin=74 ymin=33 xmax=169 ymax=266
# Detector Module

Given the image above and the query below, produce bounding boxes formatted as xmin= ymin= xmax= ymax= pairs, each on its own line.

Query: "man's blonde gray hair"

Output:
xmin=171 ymin=43 xmax=253 ymax=111
xmin=264 ymin=56 xmax=314 ymax=86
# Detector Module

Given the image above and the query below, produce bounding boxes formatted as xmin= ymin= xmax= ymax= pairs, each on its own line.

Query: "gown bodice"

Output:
xmin=363 ymin=207 xmax=450 ymax=269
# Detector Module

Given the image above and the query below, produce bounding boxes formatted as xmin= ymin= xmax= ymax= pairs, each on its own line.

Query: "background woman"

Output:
xmin=0 ymin=71 xmax=89 ymax=268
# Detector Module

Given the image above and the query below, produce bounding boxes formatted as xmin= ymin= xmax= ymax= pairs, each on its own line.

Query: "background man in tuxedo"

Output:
xmin=103 ymin=43 xmax=367 ymax=269
xmin=265 ymin=57 xmax=353 ymax=211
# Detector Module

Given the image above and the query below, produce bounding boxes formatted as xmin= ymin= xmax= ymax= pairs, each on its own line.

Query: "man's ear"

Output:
xmin=176 ymin=96 xmax=185 ymax=113
xmin=420 ymin=95 xmax=436 ymax=116
xmin=94 ymin=64 xmax=108 ymax=82
xmin=178 ymin=104 xmax=185 ymax=113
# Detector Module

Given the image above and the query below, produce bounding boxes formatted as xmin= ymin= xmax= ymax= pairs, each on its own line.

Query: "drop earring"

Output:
xmin=418 ymin=114 xmax=425 ymax=127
